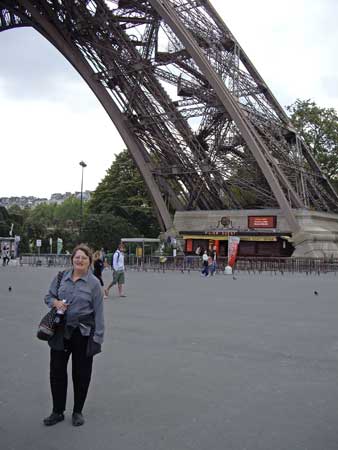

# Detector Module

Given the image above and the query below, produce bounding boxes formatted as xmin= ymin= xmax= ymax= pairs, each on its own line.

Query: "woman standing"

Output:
xmin=93 ymin=250 xmax=104 ymax=287
xmin=43 ymin=244 xmax=104 ymax=427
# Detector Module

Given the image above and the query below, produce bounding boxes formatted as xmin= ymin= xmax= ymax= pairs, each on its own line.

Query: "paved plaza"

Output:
xmin=0 ymin=266 xmax=338 ymax=450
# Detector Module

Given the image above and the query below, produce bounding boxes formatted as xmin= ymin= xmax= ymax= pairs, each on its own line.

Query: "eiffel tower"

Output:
xmin=1 ymin=1 xmax=338 ymax=256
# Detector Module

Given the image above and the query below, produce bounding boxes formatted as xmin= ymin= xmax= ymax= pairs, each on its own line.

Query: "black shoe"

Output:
xmin=43 ymin=412 xmax=64 ymax=426
xmin=72 ymin=412 xmax=85 ymax=426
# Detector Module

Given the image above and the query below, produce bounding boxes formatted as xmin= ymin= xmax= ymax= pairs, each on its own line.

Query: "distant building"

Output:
xmin=0 ymin=191 xmax=92 ymax=209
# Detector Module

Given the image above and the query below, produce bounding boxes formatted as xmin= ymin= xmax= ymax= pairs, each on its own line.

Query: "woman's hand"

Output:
xmin=52 ymin=299 xmax=68 ymax=312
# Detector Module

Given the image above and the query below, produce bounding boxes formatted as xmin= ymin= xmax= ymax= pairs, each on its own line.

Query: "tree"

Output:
xmin=0 ymin=206 xmax=11 ymax=237
xmin=82 ymin=214 xmax=139 ymax=251
xmin=24 ymin=218 xmax=48 ymax=252
xmin=88 ymin=150 xmax=160 ymax=246
xmin=287 ymin=99 xmax=338 ymax=183
xmin=6 ymin=205 xmax=31 ymax=253
xmin=54 ymin=196 xmax=82 ymax=226
xmin=4 ymin=198 xmax=84 ymax=253
xmin=28 ymin=202 xmax=56 ymax=227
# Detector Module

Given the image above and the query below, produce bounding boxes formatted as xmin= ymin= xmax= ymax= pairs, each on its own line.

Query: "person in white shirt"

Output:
xmin=201 ymin=250 xmax=209 ymax=277
xmin=104 ymin=243 xmax=126 ymax=298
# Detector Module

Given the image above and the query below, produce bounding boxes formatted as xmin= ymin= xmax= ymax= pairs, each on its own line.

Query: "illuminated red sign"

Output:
xmin=248 ymin=216 xmax=276 ymax=229
xmin=186 ymin=239 xmax=193 ymax=252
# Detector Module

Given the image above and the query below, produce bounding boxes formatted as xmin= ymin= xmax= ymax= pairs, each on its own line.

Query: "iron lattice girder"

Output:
xmin=1 ymin=0 xmax=338 ymax=231
xmin=0 ymin=5 xmax=30 ymax=31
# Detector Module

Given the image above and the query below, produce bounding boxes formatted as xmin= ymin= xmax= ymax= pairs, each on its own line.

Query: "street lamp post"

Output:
xmin=79 ymin=161 xmax=87 ymax=237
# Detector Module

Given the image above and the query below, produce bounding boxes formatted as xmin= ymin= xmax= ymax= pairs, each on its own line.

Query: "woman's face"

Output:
xmin=72 ymin=249 xmax=90 ymax=272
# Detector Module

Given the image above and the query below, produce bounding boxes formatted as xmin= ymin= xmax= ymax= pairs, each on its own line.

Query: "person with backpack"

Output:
xmin=104 ymin=243 xmax=126 ymax=298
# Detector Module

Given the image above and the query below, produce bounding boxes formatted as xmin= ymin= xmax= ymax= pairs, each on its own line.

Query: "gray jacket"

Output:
xmin=44 ymin=269 xmax=104 ymax=344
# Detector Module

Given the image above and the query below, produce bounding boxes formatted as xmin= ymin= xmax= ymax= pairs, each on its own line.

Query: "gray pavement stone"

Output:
xmin=0 ymin=266 xmax=337 ymax=450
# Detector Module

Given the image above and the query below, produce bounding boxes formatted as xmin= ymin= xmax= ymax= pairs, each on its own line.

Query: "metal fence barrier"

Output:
xmin=19 ymin=254 xmax=71 ymax=267
xmin=17 ymin=254 xmax=338 ymax=274
xmin=124 ymin=255 xmax=338 ymax=275
xmin=234 ymin=257 xmax=338 ymax=274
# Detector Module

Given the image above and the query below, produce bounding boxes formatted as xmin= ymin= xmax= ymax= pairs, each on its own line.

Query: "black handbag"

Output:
xmin=37 ymin=271 xmax=65 ymax=341
xmin=86 ymin=334 xmax=102 ymax=357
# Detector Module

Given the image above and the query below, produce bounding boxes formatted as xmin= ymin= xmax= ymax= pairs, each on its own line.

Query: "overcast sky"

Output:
xmin=1 ymin=0 xmax=337 ymax=198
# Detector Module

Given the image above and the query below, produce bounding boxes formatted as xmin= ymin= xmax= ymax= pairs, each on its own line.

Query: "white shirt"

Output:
xmin=113 ymin=250 xmax=124 ymax=271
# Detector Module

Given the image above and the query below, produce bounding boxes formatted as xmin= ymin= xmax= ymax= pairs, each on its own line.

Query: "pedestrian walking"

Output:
xmin=93 ymin=250 xmax=104 ymax=287
xmin=201 ymin=250 xmax=209 ymax=277
xmin=2 ymin=245 xmax=10 ymax=266
xmin=210 ymin=245 xmax=217 ymax=276
xmin=43 ymin=243 xmax=104 ymax=427
xmin=104 ymin=242 xmax=126 ymax=298
xmin=99 ymin=247 xmax=106 ymax=262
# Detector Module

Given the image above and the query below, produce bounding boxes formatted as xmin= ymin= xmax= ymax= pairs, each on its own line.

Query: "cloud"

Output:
xmin=212 ymin=0 xmax=338 ymax=110
xmin=0 ymin=0 xmax=337 ymax=198
xmin=1 ymin=28 xmax=69 ymax=99
xmin=320 ymin=76 xmax=338 ymax=100
xmin=0 ymin=27 xmax=125 ymax=198
xmin=0 ymin=86 xmax=124 ymax=198
xmin=0 ymin=27 xmax=100 ymax=112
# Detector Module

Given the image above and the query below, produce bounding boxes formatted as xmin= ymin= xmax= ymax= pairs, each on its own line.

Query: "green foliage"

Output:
xmin=2 ymin=150 xmax=160 ymax=254
xmin=5 ymin=206 xmax=30 ymax=252
xmin=28 ymin=202 xmax=56 ymax=226
xmin=229 ymin=184 xmax=259 ymax=209
xmin=287 ymin=99 xmax=338 ymax=181
xmin=54 ymin=196 xmax=82 ymax=225
xmin=0 ymin=206 xmax=11 ymax=236
xmin=88 ymin=149 xmax=160 ymax=247
xmin=82 ymin=214 xmax=139 ymax=250
xmin=7 ymin=205 xmax=27 ymax=226
xmin=0 ymin=206 xmax=10 ymax=221
xmin=3 ymin=197 xmax=83 ymax=254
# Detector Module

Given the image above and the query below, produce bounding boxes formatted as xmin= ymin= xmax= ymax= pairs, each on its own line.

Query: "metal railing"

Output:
xmin=123 ymin=255 xmax=338 ymax=274
xmin=234 ymin=257 xmax=338 ymax=274
xmin=19 ymin=254 xmax=71 ymax=267
xmin=16 ymin=254 xmax=338 ymax=274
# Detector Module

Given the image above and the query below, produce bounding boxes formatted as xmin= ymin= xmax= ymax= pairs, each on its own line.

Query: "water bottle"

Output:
xmin=54 ymin=300 xmax=67 ymax=325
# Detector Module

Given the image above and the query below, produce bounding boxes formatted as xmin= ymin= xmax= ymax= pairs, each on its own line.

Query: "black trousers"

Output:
xmin=50 ymin=328 xmax=93 ymax=414
xmin=94 ymin=273 xmax=104 ymax=286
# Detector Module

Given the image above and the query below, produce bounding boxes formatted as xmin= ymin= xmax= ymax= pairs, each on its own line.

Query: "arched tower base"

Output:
xmin=291 ymin=211 xmax=338 ymax=258
xmin=173 ymin=209 xmax=338 ymax=258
